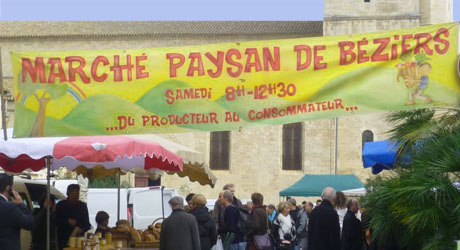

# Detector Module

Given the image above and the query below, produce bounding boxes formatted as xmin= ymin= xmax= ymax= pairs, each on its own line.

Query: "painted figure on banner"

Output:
xmin=396 ymin=52 xmax=433 ymax=105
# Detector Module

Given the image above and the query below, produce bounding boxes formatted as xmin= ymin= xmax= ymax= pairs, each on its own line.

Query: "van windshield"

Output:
xmin=25 ymin=183 xmax=52 ymax=209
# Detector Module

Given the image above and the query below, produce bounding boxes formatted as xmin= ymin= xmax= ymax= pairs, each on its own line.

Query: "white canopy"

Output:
xmin=342 ymin=187 xmax=366 ymax=196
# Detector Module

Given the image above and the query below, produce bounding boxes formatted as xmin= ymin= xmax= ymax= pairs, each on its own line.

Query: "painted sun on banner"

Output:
xmin=11 ymin=22 xmax=460 ymax=137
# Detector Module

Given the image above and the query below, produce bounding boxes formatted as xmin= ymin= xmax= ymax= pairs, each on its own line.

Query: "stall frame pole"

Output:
xmin=46 ymin=157 xmax=52 ymax=250
xmin=117 ymin=169 xmax=121 ymax=222
xmin=0 ymin=47 xmax=7 ymax=141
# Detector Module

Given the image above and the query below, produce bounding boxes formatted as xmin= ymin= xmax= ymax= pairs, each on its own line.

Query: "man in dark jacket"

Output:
xmin=56 ymin=184 xmax=91 ymax=250
xmin=32 ymin=195 xmax=58 ymax=250
xmin=214 ymin=183 xmax=243 ymax=231
xmin=161 ymin=196 xmax=201 ymax=250
xmin=0 ymin=174 xmax=36 ymax=250
xmin=218 ymin=190 xmax=246 ymax=250
xmin=341 ymin=199 xmax=363 ymax=250
xmin=308 ymin=187 xmax=341 ymax=250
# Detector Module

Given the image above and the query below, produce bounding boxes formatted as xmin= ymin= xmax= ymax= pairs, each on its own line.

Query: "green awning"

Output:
xmin=279 ymin=174 xmax=365 ymax=197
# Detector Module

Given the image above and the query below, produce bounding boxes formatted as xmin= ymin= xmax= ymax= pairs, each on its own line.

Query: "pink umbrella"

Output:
xmin=0 ymin=130 xmax=183 ymax=250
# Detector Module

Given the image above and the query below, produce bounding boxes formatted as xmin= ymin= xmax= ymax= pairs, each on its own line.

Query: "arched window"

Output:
xmin=282 ymin=123 xmax=303 ymax=170
xmin=362 ymin=130 xmax=374 ymax=148
xmin=210 ymin=131 xmax=230 ymax=170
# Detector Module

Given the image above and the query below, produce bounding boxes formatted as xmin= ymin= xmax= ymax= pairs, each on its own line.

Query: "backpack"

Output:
xmin=236 ymin=207 xmax=251 ymax=236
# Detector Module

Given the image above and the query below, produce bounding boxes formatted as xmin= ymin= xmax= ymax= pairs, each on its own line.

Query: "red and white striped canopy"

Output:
xmin=0 ymin=130 xmax=183 ymax=174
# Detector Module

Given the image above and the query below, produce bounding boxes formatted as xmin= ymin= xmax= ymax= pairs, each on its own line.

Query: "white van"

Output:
xmin=87 ymin=188 xmax=128 ymax=228
xmin=127 ymin=187 xmax=178 ymax=229
xmin=12 ymin=178 xmax=66 ymax=250
xmin=86 ymin=186 xmax=179 ymax=230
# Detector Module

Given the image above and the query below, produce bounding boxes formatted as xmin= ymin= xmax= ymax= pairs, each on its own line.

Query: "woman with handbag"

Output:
xmin=248 ymin=193 xmax=271 ymax=250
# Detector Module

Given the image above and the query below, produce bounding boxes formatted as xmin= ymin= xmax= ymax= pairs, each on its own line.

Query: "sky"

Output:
xmin=0 ymin=0 xmax=458 ymax=21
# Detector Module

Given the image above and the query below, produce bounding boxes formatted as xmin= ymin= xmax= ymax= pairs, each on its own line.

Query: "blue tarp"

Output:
xmin=362 ymin=140 xmax=398 ymax=174
xmin=279 ymin=174 xmax=365 ymax=197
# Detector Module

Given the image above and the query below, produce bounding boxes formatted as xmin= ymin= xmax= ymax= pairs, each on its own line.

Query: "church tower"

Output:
xmin=420 ymin=0 xmax=453 ymax=25
xmin=324 ymin=0 xmax=422 ymax=36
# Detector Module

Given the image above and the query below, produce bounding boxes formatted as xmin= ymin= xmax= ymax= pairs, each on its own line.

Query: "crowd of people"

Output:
xmin=160 ymin=183 xmax=371 ymax=250
xmin=0 ymin=173 xmax=371 ymax=250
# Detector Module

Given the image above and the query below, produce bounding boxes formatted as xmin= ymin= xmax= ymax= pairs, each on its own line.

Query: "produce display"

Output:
xmin=110 ymin=220 xmax=162 ymax=248
xmin=64 ymin=220 xmax=163 ymax=249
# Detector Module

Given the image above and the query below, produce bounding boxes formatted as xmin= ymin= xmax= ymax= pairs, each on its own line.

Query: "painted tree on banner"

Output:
xmin=18 ymin=73 xmax=68 ymax=137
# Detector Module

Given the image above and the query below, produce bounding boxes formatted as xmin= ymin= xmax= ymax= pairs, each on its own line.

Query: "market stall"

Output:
xmin=0 ymin=129 xmax=218 ymax=249
xmin=0 ymin=131 xmax=183 ymax=250
xmin=279 ymin=174 xmax=365 ymax=197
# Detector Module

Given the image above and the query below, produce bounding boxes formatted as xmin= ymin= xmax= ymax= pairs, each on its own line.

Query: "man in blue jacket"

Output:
xmin=0 ymin=174 xmax=36 ymax=250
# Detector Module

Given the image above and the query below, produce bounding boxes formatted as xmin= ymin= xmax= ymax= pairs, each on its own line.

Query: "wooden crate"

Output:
xmin=133 ymin=241 xmax=160 ymax=248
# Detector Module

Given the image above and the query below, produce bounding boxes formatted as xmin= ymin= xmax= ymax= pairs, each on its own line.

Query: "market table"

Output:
xmin=64 ymin=247 xmax=159 ymax=250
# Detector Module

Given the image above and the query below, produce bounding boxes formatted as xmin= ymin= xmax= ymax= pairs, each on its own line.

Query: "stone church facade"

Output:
xmin=0 ymin=0 xmax=453 ymax=204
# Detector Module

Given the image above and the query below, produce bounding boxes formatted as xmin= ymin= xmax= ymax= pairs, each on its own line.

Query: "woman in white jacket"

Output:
xmin=273 ymin=202 xmax=296 ymax=250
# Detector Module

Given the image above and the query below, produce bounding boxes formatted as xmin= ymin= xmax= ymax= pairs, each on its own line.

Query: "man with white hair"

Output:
xmin=160 ymin=196 xmax=201 ymax=250
xmin=307 ymin=187 xmax=341 ymax=250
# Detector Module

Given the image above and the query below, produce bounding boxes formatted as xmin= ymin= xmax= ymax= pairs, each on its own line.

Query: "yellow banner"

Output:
xmin=12 ymin=22 xmax=460 ymax=137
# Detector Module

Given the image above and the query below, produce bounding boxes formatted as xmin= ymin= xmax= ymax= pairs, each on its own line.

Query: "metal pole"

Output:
xmin=0 ymin=47 xmax=7 ymax=141
xmin=117 ymin=169 xmax=121 ymax=222
xmin=161 ymin=186 xmax=164 ymax=219
xmin=46 ymin=157 xmax=51 ymax=250
xmin=335 ymin=117 xmax=338 ymax=174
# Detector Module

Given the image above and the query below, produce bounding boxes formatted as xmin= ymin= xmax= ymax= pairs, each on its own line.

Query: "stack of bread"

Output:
xmin=112 ymin=220 xmax=131 ymax=232
xmin=131 ymin=223 xmax=161 ymax=243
